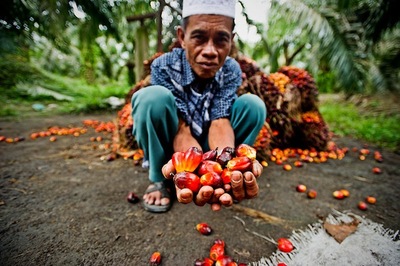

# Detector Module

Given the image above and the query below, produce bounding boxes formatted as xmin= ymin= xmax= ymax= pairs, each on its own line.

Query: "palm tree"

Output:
xmin=249 ymin=0 xmax=399 ymax=94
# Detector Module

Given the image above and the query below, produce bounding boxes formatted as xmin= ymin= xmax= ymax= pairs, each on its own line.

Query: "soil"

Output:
xmin=0 ymin=112 xmax=399 ymax=266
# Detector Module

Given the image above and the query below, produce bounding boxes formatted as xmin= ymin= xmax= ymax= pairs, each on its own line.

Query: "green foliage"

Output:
xmin=320 ymin=99 xmax=400 ymax=150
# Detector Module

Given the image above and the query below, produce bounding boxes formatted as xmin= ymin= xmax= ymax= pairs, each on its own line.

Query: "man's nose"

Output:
xmin=202 ymin=40 xmax=217 ymax=57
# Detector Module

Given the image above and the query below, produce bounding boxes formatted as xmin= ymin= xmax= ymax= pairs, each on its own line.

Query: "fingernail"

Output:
xmin=244 ymin=174 xmax=253 ymax=182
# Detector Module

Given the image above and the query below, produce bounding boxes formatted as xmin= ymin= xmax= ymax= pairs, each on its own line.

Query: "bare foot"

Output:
xmin=142 ymin=182 xmax=171 ymax=213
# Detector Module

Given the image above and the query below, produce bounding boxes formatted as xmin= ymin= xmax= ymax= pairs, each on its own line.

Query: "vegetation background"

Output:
xmin=1 ymin=0 xmax=399 ymax=150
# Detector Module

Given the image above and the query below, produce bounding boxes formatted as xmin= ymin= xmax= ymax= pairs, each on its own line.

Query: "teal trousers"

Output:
xmin=131 ymin=85 xmax=267 ymax=182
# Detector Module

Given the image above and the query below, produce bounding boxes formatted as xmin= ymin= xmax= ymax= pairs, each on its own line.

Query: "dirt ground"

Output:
xmin=0 ymin=112 xmax=399 ymax=265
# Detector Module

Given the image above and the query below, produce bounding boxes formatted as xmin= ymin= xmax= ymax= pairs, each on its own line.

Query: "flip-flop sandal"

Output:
xmin=142 ymin=181 xmax=172 ymax=213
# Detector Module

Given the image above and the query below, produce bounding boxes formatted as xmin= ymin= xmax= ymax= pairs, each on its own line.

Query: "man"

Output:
xmin=131 ymin=0 xmax=267 ymax=213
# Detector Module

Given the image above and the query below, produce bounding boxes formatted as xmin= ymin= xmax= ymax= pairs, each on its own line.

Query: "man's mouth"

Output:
xmin=198 ymin=62 xmax=218 ymax=70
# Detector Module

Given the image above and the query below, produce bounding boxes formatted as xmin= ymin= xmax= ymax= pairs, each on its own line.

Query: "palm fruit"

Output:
xmin=216 ymin=147 xmax=235 ymax=167
xmin=253 ymin=123 xmax=272 ymax=161
xmin=172 ymin=147 xmax=203 ymax=173
xmin=226 ymin=156 xmax=252 ymax=172
xmin=267 ymin=110 xmax=295 ymax=149
xmin=278 ymin=66 xmax=318 ymax=112
xmin=200 ymin=172 xmax=224 ymax=188
xmin=196 ymin=222 xmax=213 ymax=235
xmin=294 ymin=111 xmax=331 ymax=150
xmin=173 ymin=172 xmax=201 ymax=193
xmin=235 ymin=143 xmax=257 ymax=160
xmin=197 ymin=160 xmax=223 ymax=176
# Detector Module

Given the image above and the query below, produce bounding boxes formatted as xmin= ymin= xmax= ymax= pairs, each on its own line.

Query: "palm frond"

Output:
xmin=273 ymin=0 xmax=365 ymax=93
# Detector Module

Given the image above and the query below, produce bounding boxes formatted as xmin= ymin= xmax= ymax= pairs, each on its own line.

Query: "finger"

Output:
xmin=218 ymin=193 xmax=233 ymax=207
xmin=243 ymin=172 xmax=259 ymax=199
xmin=177 ymin=187 xmax=193 ymax=204
xmin=223 ymin=183 xmax=231 ymax=192
xmin=162 ymin=159 xmax=175 ymax=179
xmin=211 ymin=203 xmax=222 ymax=211
xmin=230 ymin=171 xmax=245 ymax=201
xmin=208 ymin=188 xmax=225 ymax=204
xmin=252 ymin=160 xmax=263 ymax=177
xmin=194 ymin=186 xmax=214 ymax=206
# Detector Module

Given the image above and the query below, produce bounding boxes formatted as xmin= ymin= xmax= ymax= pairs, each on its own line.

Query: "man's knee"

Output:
xmin=236 ymin=94 xmax=267 ymax=120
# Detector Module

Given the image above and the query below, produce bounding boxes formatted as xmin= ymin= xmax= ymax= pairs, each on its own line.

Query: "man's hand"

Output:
xmin=162 ymin=158 xmax=263 ymax=211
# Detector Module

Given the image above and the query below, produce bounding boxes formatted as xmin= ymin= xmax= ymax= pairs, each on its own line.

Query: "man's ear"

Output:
xmin=177 ymin=26 xmax=186 ymax=49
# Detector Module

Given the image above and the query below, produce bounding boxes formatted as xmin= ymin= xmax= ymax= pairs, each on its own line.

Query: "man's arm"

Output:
xmin=173 ymin=118 xmax=201 ymax=152
xmin=208 ymin=118 xmax=235 ymax=151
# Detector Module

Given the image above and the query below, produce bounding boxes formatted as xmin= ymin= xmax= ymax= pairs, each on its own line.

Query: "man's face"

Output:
xmin=177 ymin=14 xmax=234 ymax=79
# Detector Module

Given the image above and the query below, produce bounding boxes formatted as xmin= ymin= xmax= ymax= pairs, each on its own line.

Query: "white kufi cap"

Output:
xmin=182 ymin=0 xmax=236 ymax=19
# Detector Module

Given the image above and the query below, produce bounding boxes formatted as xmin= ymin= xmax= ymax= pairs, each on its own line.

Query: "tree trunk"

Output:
xmin=134 ymin=25 xmax=149 ymax=82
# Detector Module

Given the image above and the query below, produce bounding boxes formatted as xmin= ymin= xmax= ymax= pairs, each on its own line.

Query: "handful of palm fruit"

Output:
xmin=171 ymin=144 xmax=256 ymax=193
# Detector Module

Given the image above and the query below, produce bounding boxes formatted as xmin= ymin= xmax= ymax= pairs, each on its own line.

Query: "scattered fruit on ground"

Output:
xmin=358 ymin=201 xmax=368 ymax=211
xmin=126 ymin=192 xmax=140 ymax=204
xmin=340 ymin=189 xmax=350 ymax=197
xmin=372 ymin=167 xmax=382 ymax=174
xmin=283 ymin=164 xmax=292 ymax=171
xmin=296 ymin=184 xmax=307 ymax=193
xmin=277 ymin=238 xmax=294 ymax=253
xmin=294 ymin=160 xmax=303 ymax=167
xmin=209 ymin=242 xmax=225 ymax=261
xmin=149 ymin=251 xmax=161 ymax=265
xmin=307 ymin=189 xmax=317 ymax=199
xmin=196 ymin=223 xmax=213 ymax=236
xmin=333 ymin=190 xmax=345 ymax=200
xmin=366 ymin=196 xmax=376 ymax=204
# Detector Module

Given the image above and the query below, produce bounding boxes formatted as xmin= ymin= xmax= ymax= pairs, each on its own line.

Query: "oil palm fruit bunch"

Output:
xmin=294 ymin=111 xmax=331 ymax=150
xmin=253 ymin=122 xmax=273 ymax=161
xmin=236 ymin=55 xmax=260 ymax=79
xmin=278 ymin=66 xmax=318 ymax=112
xmin=267 ymin=109 xmax=295 ymax=149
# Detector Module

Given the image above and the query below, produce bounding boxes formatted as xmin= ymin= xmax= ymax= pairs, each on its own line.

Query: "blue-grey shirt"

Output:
xmin=150 ymin=48 xmax=242 ymax=139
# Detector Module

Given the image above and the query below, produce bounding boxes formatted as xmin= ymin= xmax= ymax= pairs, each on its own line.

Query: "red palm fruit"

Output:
xmin=226 ymin=156 xmax=252 ymax=172
xmin=202 ymin=148 xmax=218 ymax=161
xmin=358 ymin=201 xmax=368 ymax=211
xmin=340 ymin=189 xmax=350 ymax=197
xmin=172 ymin=147 xmax=203 ymax=173
xmin=173 ymin=172 xmax=201 ymax=193
xmin=307 ymin=189 xmax=317 ymax=199
xmin=296 ymin=184 xmax=307 ymax=193
xmin=294 ymin=160 xmax=303 ymax=167
xmin=221 ymin=168 xmax=232 ymax=184
xmin=184 ymin=147 xmax=203 ymax=172
xmin=200 ymin=172 xmax=224 ymax=188
xmin=197 ymin=160 xmax=223 ymax=176
xmin=277 ymin=238 xmax=294 ymax=253
xmin=216 ymin=147 xmax=235 ymax=167
xmin=333 ymin=190 xmax=344 ymax=199
xmin=374 ymin=151 xmax=383 ymax=162
xmin=366 ymin=196 xmax=376 ymax=204
xmin=235 ymin=144 xmax=257 ymax=160
xmin=126 ymin=192 xmax=140 ymax=204
xmin=283 ymin=164 xmax=292 ymax=171
xmin=172 ymin=151 xmax=186 ymax=172
xmin=213 ymin=239 xmax=225 ymax=247
xmin=194 ymin=257 xmax=214 ymax=266
xmin=196 ymin=223 xmax=213 ymax=235
xmin=372 ymin=167 xmax=382 ymax=174
xmin=215 ymin=255 xmax=234 ymax=266
xmin=210 ymin=243 xmax=225 ymax=261
xmin=149 ymin=251 xmax=161 ymax=265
